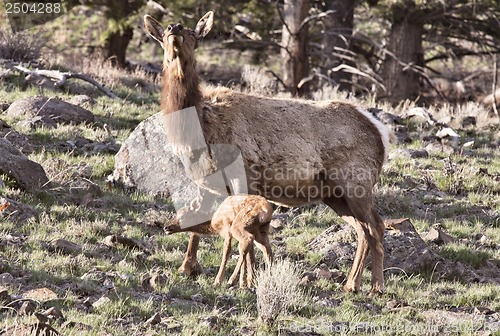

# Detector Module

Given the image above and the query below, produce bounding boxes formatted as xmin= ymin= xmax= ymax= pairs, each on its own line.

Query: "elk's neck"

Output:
xmin=161 ymin=59 xmax=202 ymax=114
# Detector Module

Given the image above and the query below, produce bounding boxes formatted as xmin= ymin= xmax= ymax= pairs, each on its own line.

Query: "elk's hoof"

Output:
xmin=343 ymin=284 xmax=359 ymax=293
xmin=178 ymin=261 xmax=204 ymax=277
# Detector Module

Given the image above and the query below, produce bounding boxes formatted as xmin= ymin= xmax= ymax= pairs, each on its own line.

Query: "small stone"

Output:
xmin=384 ymin=218 xmax=415 ymax=233
xmin=22 ymin=287 xmax=58 ymax=302
xmin=474 ymin=306 xmax=494 ymax=315
xmin=300 ymin=272 xmax=317 ymax=285
xmin=386 ymin=300 xmax=403 ymax=309
xmin=50 ymin=239 xmax=82 ymax=254
xmin=145 ymin=312 xmax=162 ymax=325
xmin=478 ymin=235 xmax=488 ymax=245
xmin=18 ymin=300 xmax=37 ymax=316
xmin=0 ymin=272 xmax=14 ymax=285
xmin=103 ymin=235 xmax=149 ymax=252
xmin=425 ymin=226 xmax=456 ymax=245
xmin=40 ymin=306 xmax=65 ymax=322
xmin=62 ymin=321 xmax=92 ymax=331
xmin=191 ymin=293 xmax=203 ymax=302
xmin=270 ymin=214 xmax=288 ymax=231
xmin=461 ymin=116 xmax=476 ymax=128
xmin=315 ymin=268 xmax=345 ymax=283
xmin=149 ymin=273 xmax=167 ymax=289
xmin=0 ymin=287 xmax=10 ymax=304
xmin=409 ymin=149 xmax=429 ymax=159
xmin=425 ymin=143 xmax=455 ymax=155
xmin=92 ymin=296 xmax=111 ymax=309
xmin=199 ymin=315 xmax=218 ymax=328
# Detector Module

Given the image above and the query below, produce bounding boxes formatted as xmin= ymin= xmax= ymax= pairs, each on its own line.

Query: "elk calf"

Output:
xmin=165 ymin=195 xmax=273 ymax=288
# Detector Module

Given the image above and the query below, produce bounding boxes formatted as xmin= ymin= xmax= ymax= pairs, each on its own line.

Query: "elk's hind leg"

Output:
xmin=323 ymin=196 xmax=369 ymax=293
xmin=343 ymin=195 xmax=385 ymax=295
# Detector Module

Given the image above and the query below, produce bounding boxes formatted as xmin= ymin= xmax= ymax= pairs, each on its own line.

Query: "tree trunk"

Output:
xmin=379 ymin=6 xmax=424 ymax=103
xmin=105 ymin=26 xmax=133 ymax=68
xmin=321 ymin=0 xmax=355 ymax=91
xmin=281 ymin=0 xmax=311 ymax=97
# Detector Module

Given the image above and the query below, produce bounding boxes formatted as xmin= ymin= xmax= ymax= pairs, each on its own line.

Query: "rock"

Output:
xmin=142 ymin=272 xmax=167 ymax=291
xmin=49 ymin=239 xmax=82 ymax=254
xmin=0 ymin=119 xmax=11 ymax=129
xmin=39 ymin=306 xmax=65 ymax=323
xmin=314 ymin=267 xmax=345 ymax=283
xmin=68 ymin=95 xmax=96 ymax=109
xmin=191 ymin=293 xmax=203 ymax=302
xmin=409 ymin=149 xmax=429 ymax=159
xmin=19 ymin=300 xmax=37 ymax=316
xmin=22 ymin=287 xmax=58 ymax=302
xmin=310 ymin=219 xmax=443 ymax=276
xmin=149 ymin=272 xmax=167 ymax=289
xmin=15 ymin=115 xmax=57 ymax=129
xmin=0 ymin=196 xmax=37 ymax=223
xmin=199 ymin=315 xmax=218 ymax=328
xmin=424 ymin=226 xmax=456 ymax=245
xmin=92 ymin=296 xmax=111 ymax=309
xmin=436 ymin=127 xmax=460 ymax=145
xmin=473 ymin=306 xmax=495 ymax=315
xmin=270 ymin=214 xmax=288 ymax=231
xmin=461 ymin=116 xmax=477 ymax=128
xmin=0 ymin=287 xmax=10 ymax=304
xmin=5 ymin=322 xmax=60 ymax=336
xmin=402 ymin=107 xmax=436 ymax=126
xmin=300 ymin=272 xmax=317 ymax=285
xmin=384 ymin=219 xmax=441 ymax=274
xmin=62 ymin=321 xmax=92 ymax=331
xmin=109 ymin=112 xmax=199 ymax=201
xmin=367 ymin=108 xmax=404 ymax=125
xmin=103 ymin=235 xmax=149 ymax=253
xmin=145 ymin=312 xmax=162 ymax=325
xmin=0 ymin=138 xmax=49 ymax=191
xmin=424 ymin=142 xmax=455 ymax=155
xmin=0 ymin=272 xmax=14 ymax=285
xmin=6 ymin=96 xmax=95 ymax=125
xmin=0 ymin=103 xmax=10 ymax=111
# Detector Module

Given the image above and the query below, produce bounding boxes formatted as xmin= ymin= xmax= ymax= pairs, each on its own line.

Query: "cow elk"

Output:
xmin=145 ymin=11 xmax=394 ymax=295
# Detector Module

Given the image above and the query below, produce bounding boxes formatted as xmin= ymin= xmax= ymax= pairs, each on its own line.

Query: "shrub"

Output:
xmin=0 ymin=30 xmax=46 ymax=62
xmin=255 ymin=259 xmax=309 ymax=327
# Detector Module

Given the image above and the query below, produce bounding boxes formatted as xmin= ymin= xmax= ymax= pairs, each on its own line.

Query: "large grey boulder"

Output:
xmin=0 ymin=138 xmax=49 ymax=191
xmin=110 ymin=112 xmax=199 ymax=204
xmin=6 ymin=96 xmax=95 ymax=125
xmin=308 ymin=218 xmax=441 ymax=274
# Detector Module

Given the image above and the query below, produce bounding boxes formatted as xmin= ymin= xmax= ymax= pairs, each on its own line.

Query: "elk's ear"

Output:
xmin=195 ymin=11 xmax=214 ymax=40
xmin=144 ymin=15 xmax=165 ymax=48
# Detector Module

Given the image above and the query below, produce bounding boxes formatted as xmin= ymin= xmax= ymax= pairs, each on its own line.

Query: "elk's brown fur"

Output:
xmin=145 ymin=12 xmax=393 ymax=295
xmin=165 ymin=195 xmax=273 ymax=288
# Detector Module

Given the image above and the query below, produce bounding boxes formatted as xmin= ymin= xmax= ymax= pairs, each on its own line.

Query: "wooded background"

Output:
xmin=2 ymin=0 xmax=500 ymax=106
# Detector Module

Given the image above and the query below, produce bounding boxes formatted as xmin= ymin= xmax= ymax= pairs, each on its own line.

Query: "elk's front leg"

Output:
xmin=178 ymin=233 xmax=204 ymax=276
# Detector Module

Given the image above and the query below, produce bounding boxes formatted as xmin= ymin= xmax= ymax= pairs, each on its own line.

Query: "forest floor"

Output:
xmin=0 ymin=53 xmax=499 ymax=335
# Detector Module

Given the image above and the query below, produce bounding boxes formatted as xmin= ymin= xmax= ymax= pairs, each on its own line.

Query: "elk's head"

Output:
xmin=144 ymin=12 xmax=214 ymax=66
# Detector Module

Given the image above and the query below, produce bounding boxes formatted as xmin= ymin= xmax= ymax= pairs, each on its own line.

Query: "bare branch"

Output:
xmin=297 ymin=10 xmax=336 ymax=34
xmin=11 ymin=64 xmax=119 ymax=99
